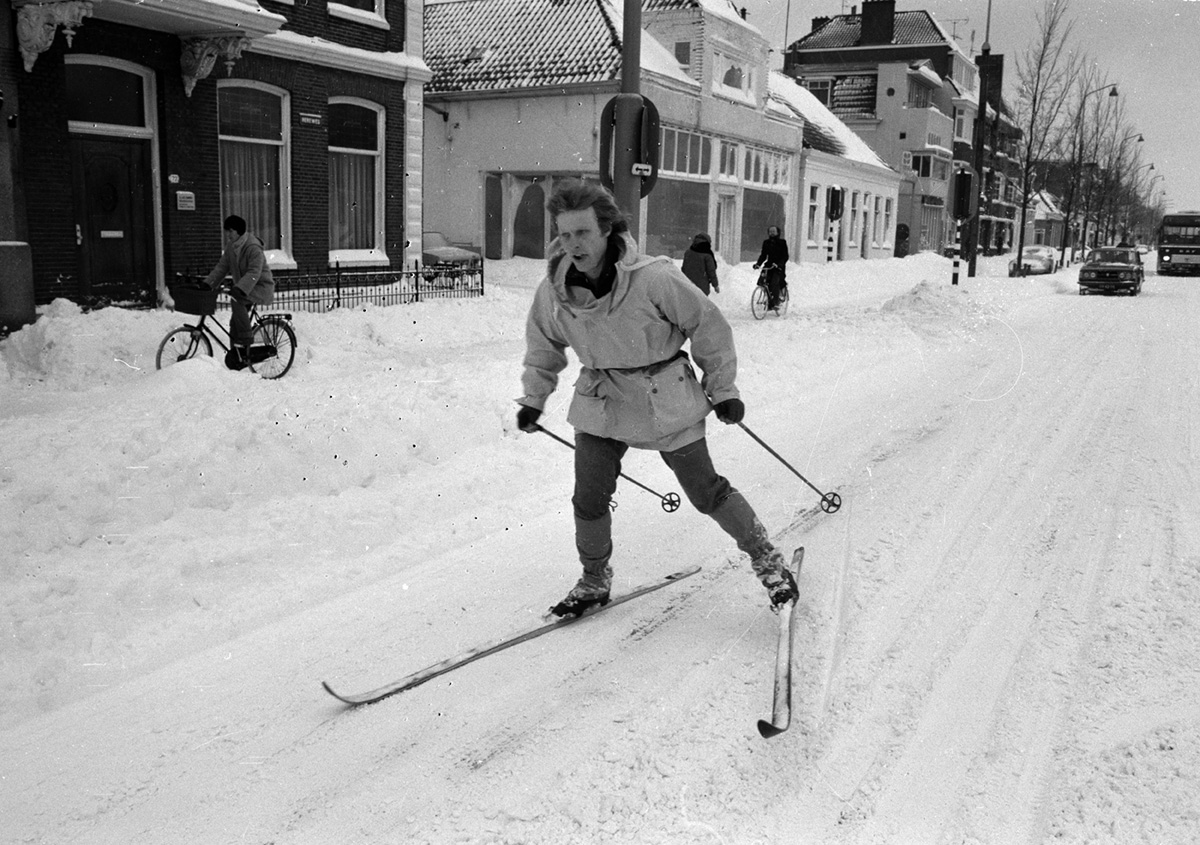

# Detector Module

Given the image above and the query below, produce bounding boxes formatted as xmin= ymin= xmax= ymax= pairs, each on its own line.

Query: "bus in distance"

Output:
xmin=1158 ymin=211 xmax=1200 ymax=276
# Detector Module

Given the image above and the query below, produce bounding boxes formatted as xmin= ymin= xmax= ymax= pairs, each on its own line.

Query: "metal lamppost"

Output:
xmin=1062 ymin=84 xmax=1118 ymax=264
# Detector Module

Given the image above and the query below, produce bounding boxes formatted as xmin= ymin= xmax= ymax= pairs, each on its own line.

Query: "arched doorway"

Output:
xmin=512 ymin=181 xmax=546 ymax=259
xmin=65 ymin=56 xmax=161 ymax=304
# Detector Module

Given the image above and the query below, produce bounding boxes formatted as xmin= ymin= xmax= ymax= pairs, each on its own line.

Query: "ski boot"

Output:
xmin=549 ymin=568 xmax=612 ymax=618
xmin=710 ymin=492 xmax=797 ymax=611
xmin=761 ymin=561 xmax=798 ymax=612
xmin=550 ymin=514 xmax=613 ymax=618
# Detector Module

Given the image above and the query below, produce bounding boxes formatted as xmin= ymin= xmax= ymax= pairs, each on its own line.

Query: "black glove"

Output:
xmin=713 ymin=398 xmax=744 ymax=424
xmin=516 ymin=405 xmax=542 ymax=433
xmin=752 ymin=263 xmax=761 ymax=270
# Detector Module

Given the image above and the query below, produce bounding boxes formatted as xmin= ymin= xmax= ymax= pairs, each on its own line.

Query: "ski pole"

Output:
xmin=737 ymin=422 xmax=842 ymax=514
xmin=534 ymin=425 xmax=682 ymax=513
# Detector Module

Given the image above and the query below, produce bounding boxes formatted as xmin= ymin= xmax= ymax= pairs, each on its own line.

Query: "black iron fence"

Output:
xmin=176 ymin=262 xmax=485 ymax=313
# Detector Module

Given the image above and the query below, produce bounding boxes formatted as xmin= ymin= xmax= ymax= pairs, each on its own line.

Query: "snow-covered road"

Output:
xmin=3 ymin=254 xmax=1197 ymax=844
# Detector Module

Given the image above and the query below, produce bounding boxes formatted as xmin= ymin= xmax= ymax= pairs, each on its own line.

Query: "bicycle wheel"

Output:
xmin=156 ymin=327 xmax=212 ymax=370
xmin=751 ymin=286 xmax=769 ymax=320
xmin=249 ymin=316 xmax=297 ymax=379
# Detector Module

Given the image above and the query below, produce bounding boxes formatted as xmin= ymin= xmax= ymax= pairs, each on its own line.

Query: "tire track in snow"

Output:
xmin=791 ymin=294 xmax=1147 ymax=841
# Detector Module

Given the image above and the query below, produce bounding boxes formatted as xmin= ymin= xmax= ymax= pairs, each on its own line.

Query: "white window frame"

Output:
xmin=217 ymin=79 xmax=296 ymax=270
xmin=328 ymin=96 xmax=388 ymax=267
xmin=712 ymin=52 xmax=755 ymax=105
xmin=660 ymin=127 xmax=712 ymax=179
xmin=954 ymin=108 xmax=971 ymax=142
xmin=907 ymin=79 xmax=933 ymax=109
xmin=804 ymin=78 xmax=832 ymax=106
xmin=718 ymin=140 xmax=740 ymax=181
xmin=328 ymin=0 xmax=389 ymax=29
xmin=674 ymin=41 xmax=691 ymax=68
xmin=807 ymin=184 xmax=821 ymax=245
xmin=742 ymin=146 xmax=789 ymax=188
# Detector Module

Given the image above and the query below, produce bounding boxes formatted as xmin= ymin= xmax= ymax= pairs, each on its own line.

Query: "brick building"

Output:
xmin=2 ymin=0 xmax=430 ymax=315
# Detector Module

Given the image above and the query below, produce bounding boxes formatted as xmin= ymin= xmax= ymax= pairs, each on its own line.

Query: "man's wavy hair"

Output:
xmin=546 ymin=178 xmax=630 ymax=254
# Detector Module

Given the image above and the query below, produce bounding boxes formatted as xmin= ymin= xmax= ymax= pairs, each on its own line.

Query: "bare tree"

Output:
xmin=1012 ymin=0 xmax=1080 ymax=272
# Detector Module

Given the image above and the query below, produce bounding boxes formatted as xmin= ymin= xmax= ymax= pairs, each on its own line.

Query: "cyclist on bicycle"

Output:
xmin=751 ymin=225 xmax=789 ymax=311
xmin=202 ymin=215 xmax=275 ymax=364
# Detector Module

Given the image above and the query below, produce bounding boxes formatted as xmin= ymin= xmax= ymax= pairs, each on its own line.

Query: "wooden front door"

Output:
xmin=70 ymin=136 xmax=154 ymax=303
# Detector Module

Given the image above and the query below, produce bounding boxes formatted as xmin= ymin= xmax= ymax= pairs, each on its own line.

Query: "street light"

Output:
xmin=1065 ymin=84 xmax=1119 ymax=263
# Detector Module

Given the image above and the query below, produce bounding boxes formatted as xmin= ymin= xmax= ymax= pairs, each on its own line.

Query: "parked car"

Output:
xmin=1078 ymin=247 xmax=1144 ymax=296
xmin=422 ymin=232 xmax=480 ymax=266
xmin=1008 ymin=245 xmax=1058 ymax=276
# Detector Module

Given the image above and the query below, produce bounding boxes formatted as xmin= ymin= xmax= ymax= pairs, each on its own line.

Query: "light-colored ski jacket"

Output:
xmin=521 ymin=233 xmax=739 ymax=451
xmin=204 ymin=232 xmax=275 ymax=302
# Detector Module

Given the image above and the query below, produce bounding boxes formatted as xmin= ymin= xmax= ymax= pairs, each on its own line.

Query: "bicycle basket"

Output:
xmin=169 ymin=285 xmax=218 ymax=316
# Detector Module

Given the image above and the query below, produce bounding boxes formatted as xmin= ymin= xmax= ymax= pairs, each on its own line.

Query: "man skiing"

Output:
xmin=516 ymin=179 xmax=797 ymax=617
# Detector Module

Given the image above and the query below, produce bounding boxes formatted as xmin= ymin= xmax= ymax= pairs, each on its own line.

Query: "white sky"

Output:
xmin=740 ymin=0 xmax=1200 ymax=212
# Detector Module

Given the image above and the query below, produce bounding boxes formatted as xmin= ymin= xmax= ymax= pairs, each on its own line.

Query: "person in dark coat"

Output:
xmin=752 ymin=226 xmax=789 ymax=310
xmin=681 ymin=233 xmax=720 ymax=295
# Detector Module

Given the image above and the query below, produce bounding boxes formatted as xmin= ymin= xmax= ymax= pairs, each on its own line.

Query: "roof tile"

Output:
xmin=792 ymin=10 xmax=945 ymax=51
xmin=426 ymin=0 xmax=624 ymax=93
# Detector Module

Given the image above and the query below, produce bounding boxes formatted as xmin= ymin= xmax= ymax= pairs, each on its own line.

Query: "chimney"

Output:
xmin=860 ymin=0 xmax=896 ymax=45
xmin=812 ymin=16 xmax=831 ymax=32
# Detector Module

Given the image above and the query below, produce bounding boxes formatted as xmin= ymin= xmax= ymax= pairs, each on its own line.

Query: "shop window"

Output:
xmin=645 ymin=179 xmax=709 ymax=258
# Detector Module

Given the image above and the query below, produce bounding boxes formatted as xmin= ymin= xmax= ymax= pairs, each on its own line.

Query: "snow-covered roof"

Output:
xmin=425 ymin=0 xmax=696 ymax=94
xmin=767 ymin=71 xmax=891 ymax=170
xmin=792 ymin=10 xmax=947 ymax=51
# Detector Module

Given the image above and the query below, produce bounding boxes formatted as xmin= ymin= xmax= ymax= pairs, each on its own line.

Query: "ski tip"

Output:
xmin=757 ymin=718 xmax=788 ymax=739
xmin=321 ymin=681 xmax=358 ymax=705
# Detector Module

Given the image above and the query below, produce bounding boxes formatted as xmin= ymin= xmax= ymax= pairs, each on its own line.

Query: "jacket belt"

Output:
xmin=604 ymin=349 xmax=689 ymax=376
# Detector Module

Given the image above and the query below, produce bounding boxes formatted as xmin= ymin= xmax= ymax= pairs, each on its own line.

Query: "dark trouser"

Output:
xmin=229 ymin=286 xmax=272 ymax=347
xmin=572 ymin=432 xmax=733 ymax=520
xmin=572 ymin=432 xmax=776 ymax=577
xmin=765 ymin=267 xmax=785 ymax=309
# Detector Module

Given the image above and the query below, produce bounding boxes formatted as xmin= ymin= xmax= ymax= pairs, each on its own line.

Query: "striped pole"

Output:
xmin=952 ymin=221 xmax=961 ymax=286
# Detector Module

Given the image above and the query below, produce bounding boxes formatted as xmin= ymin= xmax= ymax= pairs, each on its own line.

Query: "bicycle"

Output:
xmin=751 ymin=264 xmax=789 ymax=320
xmin=156 ymin=280 xmax=297 ymax=379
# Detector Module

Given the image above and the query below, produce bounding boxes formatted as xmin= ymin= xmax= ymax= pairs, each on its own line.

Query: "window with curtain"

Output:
xmin=218 ymin=84 xmax=286 ymax=252
xmin=328 ymin=100 xmax=383 ymax=258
